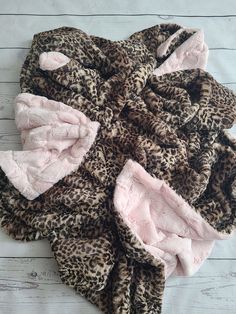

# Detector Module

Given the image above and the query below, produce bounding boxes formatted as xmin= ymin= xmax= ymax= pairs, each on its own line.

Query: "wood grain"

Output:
xmin=0 ymin=257 xmax=235 ymax=314
xmin=0 ymin=14 xmax=235 ymax=85
xmin=0 ymin=230 xmax=53 ymax=258
xmin=0 ymin=257 xmax=100 ymax=314
xmin=0 ymin=15 xmax=236 ymax=48
xmin=163 ymin=259 xmax=236 ymax=314
xmin=0 ymin=120 xmax=21 ymax=150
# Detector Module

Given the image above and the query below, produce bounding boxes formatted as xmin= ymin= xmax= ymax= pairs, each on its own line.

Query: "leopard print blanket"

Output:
xmin=0 ymin=24 xmax=235 ymax=313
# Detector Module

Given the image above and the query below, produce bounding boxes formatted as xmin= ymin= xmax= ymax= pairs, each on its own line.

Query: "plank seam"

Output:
xmin=0 ymin=13 xmax=236 ymax=18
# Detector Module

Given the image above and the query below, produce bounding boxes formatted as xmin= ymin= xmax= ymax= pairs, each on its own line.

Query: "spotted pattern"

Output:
xmin=0 ymin=25 xmax=235 ymax=313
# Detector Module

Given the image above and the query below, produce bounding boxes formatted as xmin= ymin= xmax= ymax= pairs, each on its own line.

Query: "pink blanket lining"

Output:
xmin=114 ymin=160 xmax=233 ymax=278
xmin=0 ymin=93 xmax=100 ymax=200
xmin=154 ymin=28 xmax=208 ymax=76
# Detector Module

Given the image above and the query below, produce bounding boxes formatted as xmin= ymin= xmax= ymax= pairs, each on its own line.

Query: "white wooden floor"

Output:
xmin=0 ymin=1 xmax=236 ymax=313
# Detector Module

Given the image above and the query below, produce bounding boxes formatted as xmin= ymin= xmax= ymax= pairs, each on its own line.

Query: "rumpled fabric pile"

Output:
xmin=0 ymin=23 xmax=235 ymax=313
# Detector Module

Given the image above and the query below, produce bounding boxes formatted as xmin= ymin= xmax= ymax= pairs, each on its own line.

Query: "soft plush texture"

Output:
xmin=114 ymin=159 xmax=233 ymax=279
xmin=20 ymin=24 xmax=208 ymax=94
xmin=0 ymin=25 xmax=235 ymax=314
xmin=39 ymin=51 xmax=70 ymax=71
xmin=153 ymin=28 xmax=208 ymax=76
xmin=0 ymin=93 xmax=99 ymax=200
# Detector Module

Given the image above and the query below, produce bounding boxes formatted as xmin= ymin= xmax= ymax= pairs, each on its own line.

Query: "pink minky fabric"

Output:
xmin=0 ymin=93 xmax=100 ymax=200
xmin=114 ymin=160 xmax=233 ymax=278
xmin=153 ymin=28 xmax=208 ymax=76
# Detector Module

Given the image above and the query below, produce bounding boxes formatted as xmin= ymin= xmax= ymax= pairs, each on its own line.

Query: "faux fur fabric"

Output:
xmin=0 ymin=25 xmax=235 ymax=314
xmin=20 ymin=24 xmax=208 ymax=94
xmin=0 ymin=93 xmax=99 ymax=200
xmin=39 ymin=27 xmax=209 ymax=83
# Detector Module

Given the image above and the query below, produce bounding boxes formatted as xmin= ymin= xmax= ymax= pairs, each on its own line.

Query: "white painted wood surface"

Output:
xmin=0 ymin=0 xmax=235 ymax=313
xmin=0 ymin=257 xmax=235 ymax=314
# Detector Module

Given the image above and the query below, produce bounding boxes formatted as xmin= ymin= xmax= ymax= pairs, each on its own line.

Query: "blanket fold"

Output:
xmin=114 ymin=159 xmax=233 ymax=279
xmin=0 ymin=93 xmax=99 ymax=200
xmin=154 ymin=28 xmax=208 ymax=76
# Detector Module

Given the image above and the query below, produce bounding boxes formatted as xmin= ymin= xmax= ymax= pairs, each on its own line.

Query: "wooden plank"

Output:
xmin=0 ymin=257 xmax=100 ymax=314
xmin=163 ymin=259 xmax=236 ymax=314
xmin=0 ymin=120 xmax=21 ymax=150
xmin=0 ymin=49 xmax=28 ymax=84
xmin=0 ymin=230 xmax=53 ymax=258
xmin=1 ymin=0 xmax=236 ymax=15
xmin=0 ymin=257 xmax=235 ymax=314
xmin=0 ymin=83 xmax=19 ymax=119
xmin=211 ymin=237 xmax=236 ymax=259
xmin=206 ymin=50 xmax=236 ymax=83
xmin=0 ymin=16 xmax=235 ymax=48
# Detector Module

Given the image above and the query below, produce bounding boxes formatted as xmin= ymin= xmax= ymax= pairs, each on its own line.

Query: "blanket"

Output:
xmin=0 ymin=24 xmax=235 ymax=314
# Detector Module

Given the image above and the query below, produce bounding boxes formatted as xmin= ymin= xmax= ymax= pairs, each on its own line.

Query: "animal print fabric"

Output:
xmin=0 ymin=24 xmax=235 ymax=313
